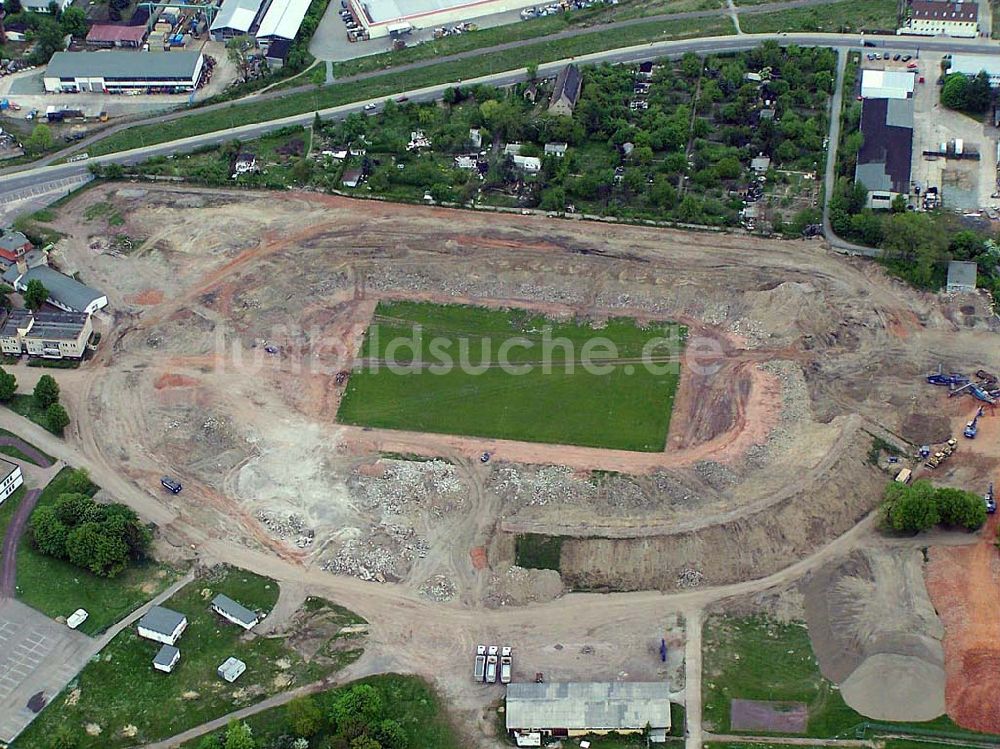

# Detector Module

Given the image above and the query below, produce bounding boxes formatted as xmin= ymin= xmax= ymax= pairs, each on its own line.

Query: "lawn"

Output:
xmin=5 ymin=394 xmax=55 ymax=433
xmin=701 ymin=615 xmax=862 ymax=737
xmin=337 ymin=302 xmax=684 ymax=451
xmin=183 ymin=674 xmax=464 ymax=749
xmin=739 ymin=0 xmax=898 ymax=32
xmin=0 ymin=426 xmax=52 ymax=466
xmin=15 ymin=466 xmax=181 ymax=635
xmin=0 ymin=484 xmax=28 ymax=538
xmin=15 ymin=566 xmax=367 ymax=749
xmin=515 ymin=534 xmax=564 ymax=571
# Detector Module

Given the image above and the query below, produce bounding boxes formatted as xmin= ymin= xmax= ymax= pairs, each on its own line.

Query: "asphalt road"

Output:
xmin=2 ymin=31 xmax=999 ymax=211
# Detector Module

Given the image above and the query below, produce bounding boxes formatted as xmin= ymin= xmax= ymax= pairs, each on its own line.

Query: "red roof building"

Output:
xmin=0 ymin=232 xmax=31 ymax=265
xmin=86 ymin=24 xmax=148 ymax=47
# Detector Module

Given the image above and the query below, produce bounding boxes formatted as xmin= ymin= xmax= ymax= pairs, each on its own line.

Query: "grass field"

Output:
xmin=515 ymin=534 xmax=564 ymax=571
xmin=16 ymin=467 xmax=180 ymax=635
xmin=16 ymin=566 xmax=366 ymax=749
xmin=5 ymin=394 xmax=59 ymax=434
xmin=337 ymin=302 xmax=684 ymax=451
xmin=182 ymin=674 xmax=463 ymax=749
xmin=739 ymin=0 xmax=898 ymax=31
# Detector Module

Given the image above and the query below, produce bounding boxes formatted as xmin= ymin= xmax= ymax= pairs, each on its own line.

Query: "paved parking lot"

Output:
xmin=0 ymin=599 xmax=93 ymax=745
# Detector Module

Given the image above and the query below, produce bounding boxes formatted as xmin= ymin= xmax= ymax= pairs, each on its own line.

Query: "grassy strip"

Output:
xmin=0 ymin=426 xmax=53 ymax=465
xmin=5 ymin=393 xmax=56 ymax=434
xmin=740 ymin=0 xmax=898 ymax=32
xmin=180 ymin=674 xmax=463 ymax=749
xmin=0 ymin=485 xmax=27 ymax=539
xmin=516 ymin=534 xmax=564 ymax=571
xmin=85 ymin=15 xmax=732 ymax=158
xmin=15 ymin=467 xmax=180 ymax=635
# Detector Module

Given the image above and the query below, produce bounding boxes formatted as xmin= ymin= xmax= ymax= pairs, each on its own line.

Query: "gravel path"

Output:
xmin=0 ymin=436 xmax=54 ymax=469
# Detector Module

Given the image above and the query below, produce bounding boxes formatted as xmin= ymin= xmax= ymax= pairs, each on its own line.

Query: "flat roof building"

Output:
xmin=43 ymin=51 xmax=204 ymax=93
xmin=901 ymin=0 xmax=979 ymax=37
xmin=506 ymin=682 xmax=671 ymax=747
xmin=860 ymin=69 xmax=916 ymax=100
xmin=950 ymin=54 xmax=1000 ymax=87
xmin=947 ymin=260 xmax=978 ymax=292
xmin=0 ymin=309 xmax=93 ymax=360
xmin=218 ymin=657 xmax=247 ymax=683
xmin=855 ymin=96 xmax=914 ymax=208
xmin=86 ymin=24 xmax=149 ymax=47
xmin=256 ymin=0 xmax=311 ymax=39
xmin=0 ymin=458 xmax=24 ymax=505
xmin=153 ymin=645 xmax=181 ymax=673
xmin=349 ymin=0 xmax=538 ymax=38
xmin=210 ymin=0 xmax=266 ymax=39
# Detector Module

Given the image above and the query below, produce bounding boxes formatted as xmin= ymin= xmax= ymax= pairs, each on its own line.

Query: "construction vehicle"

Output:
xmin=927 ymin=366 xmax=969 ymax=386
xmin=919 ymin=445 xmax=931 ymax=458
xmin=977 ymin=369 xmax=998 ymax=387
xmin=895 ymin=467 xmax=912 ymax=484
xmin=965 ymin=407 xmax=984 ymax=438
xmin=500 ymin=646 xmax=512 ymax=684
xmin=474 ymin=645 xmax=486 ymax=682
xmin=986 ymin=483 xmax=996 ymax=514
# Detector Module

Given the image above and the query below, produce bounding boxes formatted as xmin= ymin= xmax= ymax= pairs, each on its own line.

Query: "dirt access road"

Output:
xmin=20 ymin=184 xmax=1000 ymax=744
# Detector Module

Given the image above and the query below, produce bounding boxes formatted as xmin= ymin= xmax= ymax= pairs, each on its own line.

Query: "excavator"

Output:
xmin=964 ymin=407 xmax=985 ymax=439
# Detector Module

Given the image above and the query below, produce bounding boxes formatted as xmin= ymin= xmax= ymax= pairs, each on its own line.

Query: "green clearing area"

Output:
xmin=337 ymin=302 xmax=683 ymax=451
xmin=515 ymin=534 xmax=565 ymax=571
xmin=183 ymin=674 xmax=462 ymax=749
xmin=6 ymin=394 xmax=57 ymax=434
xmin=0 ymin=485 xmax=28 ymax=539
xmin=703 ymin=616 xmax=999 ymax=741
xmin=0 ymin=427 xmax=51 ymax=466
xmin=16 ymin=567 xmax=367 ymax=749
xmin=15 ymin=467 xmax=180 ymax=636
xmin=83 ymin=15 xmax=732 ymax=158
xmin=739 ymin=0 xmax=898 ymax=32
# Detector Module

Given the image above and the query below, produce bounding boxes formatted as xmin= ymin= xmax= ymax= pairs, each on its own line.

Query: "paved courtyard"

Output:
xmin=0 ymin=599 xmax=93 ymax=745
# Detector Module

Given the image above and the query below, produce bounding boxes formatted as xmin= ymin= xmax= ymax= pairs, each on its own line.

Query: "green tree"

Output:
xmin=936 ymin=487 xmax=987 ymax=530
xmin=882 ymin=479 xmax=939 ymax=533
xmin=23 ymin=278 xmax=48 ymax=310
xmin=64 ymin=467 xmax=92 ymax=495
xmin=226 ymin=35 xmax=256 ymax=80
xmin=286 ymin=695 xmax=323 ymax=737
xmin=349 ymin=737 xmax=381 ymax=749
xmin=941 ymin=73 xmax=971 ymax=111
xmin=0 ymin=367 xmax=16 ymax=402
xmin=891 ymin=193 xmax=907 ymax=213
xmin=29 ymin=505 xmax=69 ymax=558
xmin=66 ymin=520 xmax=129 ymax=576
xmin=330 ymin=684 xmax=384 ymax=732
xmin=6 ymin=0 xmax=23 ymax=13
xmin=33 ymin=374 xmax=59 ymax=408
xmin=371 ymin=719 xmax=406 ymax=749
xmin=46 ymin=402 xmax=71 ymax=435
xmin=224 ymin=721 xmax=255 ymax=749
xmin=53 ymin=492 xmax=96 ymax=527
xmin=23 ymin=124 xmax=53 ymax=156
xmin=59 ymin=6 xmax=87 ymax=37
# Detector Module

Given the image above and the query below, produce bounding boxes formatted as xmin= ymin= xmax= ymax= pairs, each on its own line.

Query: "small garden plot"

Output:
xmin=337 ymin=301 xmax=684 ymax=451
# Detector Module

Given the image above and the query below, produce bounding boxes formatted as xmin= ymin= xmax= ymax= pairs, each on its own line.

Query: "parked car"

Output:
xmin=161 ymin=476 xmax=183 ymax=494
xmin=364 ymin=102 xmax=377 ymax=111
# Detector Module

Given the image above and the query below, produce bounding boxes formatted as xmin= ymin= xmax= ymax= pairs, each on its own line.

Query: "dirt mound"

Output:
xmin=801 ymin=547 xmax=945 ymax=721
xmin=840 ymin=653 xmax=945 ymax=721
xmin=125 ymin=289 xmax=165 ymax=305
xmin=900 ymin=412 xmax=953 ymax=444
xmin=742 ymin=281 xmax=823 ymax=340
xmin=154 ymin=373 xmax=199 ymax=389
xmin=925 ymin=520 xmax=1000 ymax=733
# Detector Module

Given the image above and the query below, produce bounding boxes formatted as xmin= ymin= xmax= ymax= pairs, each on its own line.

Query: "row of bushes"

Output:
xmin=882 ymin=479 xmax=986 ymax=533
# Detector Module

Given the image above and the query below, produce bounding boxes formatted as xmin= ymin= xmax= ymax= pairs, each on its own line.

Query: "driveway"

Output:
xmin=0 ymin=598 xmax=92 ymax=745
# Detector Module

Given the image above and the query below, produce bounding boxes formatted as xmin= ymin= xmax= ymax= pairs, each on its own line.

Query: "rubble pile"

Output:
xmin=322 ymin=523 xmax=429 ymax=582
xmin=256 ymin=511 xmax=315 ymax=548
xmin=364 ymin=268 xmax=587 ymax=308
xmin=676 ymin=568 xmax=704 ymax=588
xmin=419 ymin=574 xmax=457 ymax=602
xmin=490 ymin=465 xmax=597 ymax=507
xmin=744 ymin=361 xmax=810 ymax=468
xmin=351 ymin=459 xmax=463 ymax=515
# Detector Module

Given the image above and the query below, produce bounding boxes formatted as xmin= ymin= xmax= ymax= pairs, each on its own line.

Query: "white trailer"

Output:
xmin=475 ymin=645 xmax=486 ymax=681
xmin=486 ymin=655 xmax=498 ymax=683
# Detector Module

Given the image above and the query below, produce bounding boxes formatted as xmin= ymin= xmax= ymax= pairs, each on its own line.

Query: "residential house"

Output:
xmin=523 ymin=83 xmax=538 ymax=103
xmin=901 ymin=0 xmax=978 ymax=38
xmin=469 ymin=128 xmax=482 ymax=149
xmin=407 ymin=130 xmax=431 ymax=150
xmin=454 ymin=155 xmax=478 ymax=169
xmin=503 ymin=143 xmax=524 ymax=156
xmin=138 ymin=606 xmax=188 ymax=646
xmin=3 ymin=264 xmax=108 ymax=314
xmin=264 ymin=38 xmax=293 ymax=69
xmin=544 ymin=143 xmax=568 ymax=158
xmin=638 ymin=61 xmax=654 ymax=79
xmin=0 ymin=459 xmax=24 ymax=505
xmin=506 ymin=682 xmax=671 ymax=747
xmin=211 ymin=594 xmax=261 ymax=630
xmin=946 ymin=260 xmax=978 ymax=292
xmin=0 ymin=232 xmax=31 ymax=265
xmin=548 ymin=64 xmax=582 ymax=117
xmin=153 ymin=645 xmax=181 ymax=673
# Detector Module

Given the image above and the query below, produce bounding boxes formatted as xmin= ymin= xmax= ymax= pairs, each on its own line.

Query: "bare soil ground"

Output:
xmin=39 ymin=185 xmax=1000 ymax=612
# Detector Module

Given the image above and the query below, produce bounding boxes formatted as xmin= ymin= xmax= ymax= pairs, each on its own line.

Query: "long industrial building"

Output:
xmin=348 ymin=0 xmax=537 ymax=38
xmin=210 ymin=0 xmax=311 ymax=41
xmin=43 ymin=51 xmax=204 ymax=93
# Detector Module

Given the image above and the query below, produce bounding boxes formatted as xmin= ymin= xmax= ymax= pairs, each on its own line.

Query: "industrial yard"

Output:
xmin=10 ymin=182 xmax=1000 ymax=743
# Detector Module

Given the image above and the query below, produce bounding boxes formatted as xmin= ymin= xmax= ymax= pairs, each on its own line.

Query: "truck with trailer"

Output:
xmin=474 ymin=645 xmax=486 ymax=682
xmin=486 ymin=654 xmax=498 ymax=683
xmin=500 ymin=646 xmax=512 ymax=684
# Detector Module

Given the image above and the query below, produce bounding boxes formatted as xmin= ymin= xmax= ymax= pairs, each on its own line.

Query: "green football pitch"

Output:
xmin=336 ymin=301 xmax=684 ymax=451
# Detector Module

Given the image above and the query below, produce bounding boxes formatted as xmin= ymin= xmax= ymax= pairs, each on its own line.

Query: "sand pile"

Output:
xmin=801 ymin=548 xmax=945 ymax=721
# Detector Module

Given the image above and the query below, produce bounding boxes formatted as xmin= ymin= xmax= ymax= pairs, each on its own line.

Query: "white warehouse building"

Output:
xmin=43 ymin=51 xmax=204 ymax=93
xmin=211 ymin=0 xmax=310 ymax=41
xmin=349 ymin=0 xmax=538 ymax=38
xmin=949 ymin=54 xmax=1000 ymax=87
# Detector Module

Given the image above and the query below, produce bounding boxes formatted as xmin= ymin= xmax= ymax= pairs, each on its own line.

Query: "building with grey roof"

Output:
xmin=950 ymin=54 xmax=1000 ymax=87
xmin=947 ymin=260 xmax=978 ymax=292
xmin=0 ymin=457 xmax=24 ymax=506
xmin=855 ymin=96 xmax=914 ymax=209
xmin=138 ymin=606 xmax=188 ymax=646
xmin=505 ymin=682 xmax=670 ymax=746
xmin=43 ymin=51 xmax=204 ymax=93
xmin=349 ymin=0 xmax=537 ymax=38
xmin=3 ymin=264 xmax=107 ymax=314
xmin=211 ymin=594 xmax=261 ymax=630
xmin=20 ymin=0 xmax=72 ymax=13
xmin=210 ymin=0 xmax=266 ymax=39
xmin=548 ymin=64 xmax=582 ymax=117
xmin=153 ymin=644 xmax=181 ymax=673
xmin=0 ymin=309 xmax=93 ymax=360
